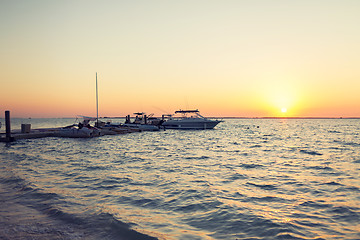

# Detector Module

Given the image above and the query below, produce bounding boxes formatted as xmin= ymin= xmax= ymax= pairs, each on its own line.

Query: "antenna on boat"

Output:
xmin=96 ymin=72 xmax=99 ymax=127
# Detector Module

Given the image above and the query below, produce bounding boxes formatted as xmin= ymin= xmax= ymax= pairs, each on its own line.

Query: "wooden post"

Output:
xmin=5 ymin=111 xmax=14 ymax=142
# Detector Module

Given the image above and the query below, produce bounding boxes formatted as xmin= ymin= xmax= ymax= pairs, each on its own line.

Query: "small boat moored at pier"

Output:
xmin=123 ymin=112 xmax=163 ymax=131
xmin=54 ymin=117 xmax=102 ymax=138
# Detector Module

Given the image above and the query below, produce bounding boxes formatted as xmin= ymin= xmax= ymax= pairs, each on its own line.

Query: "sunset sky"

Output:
xmin=1 ymin=0 xmax=360 ymax=118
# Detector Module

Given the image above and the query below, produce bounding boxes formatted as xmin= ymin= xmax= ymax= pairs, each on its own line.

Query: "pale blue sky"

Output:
xmin=1 ymin=0 xmax=360 ymax=117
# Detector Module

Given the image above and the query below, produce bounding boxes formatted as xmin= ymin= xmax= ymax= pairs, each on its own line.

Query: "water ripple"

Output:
xmin=1 ymin=119 xmax=360 ymax=239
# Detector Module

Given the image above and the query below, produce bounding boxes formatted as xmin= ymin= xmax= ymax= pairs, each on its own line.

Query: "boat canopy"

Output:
xmin=175 ymin=109 xmax=199 ymax=114
xmin=133 ymin=112 xmax=145 ymax=115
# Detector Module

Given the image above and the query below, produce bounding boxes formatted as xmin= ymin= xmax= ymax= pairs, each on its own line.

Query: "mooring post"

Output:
xmin=5 ymin=110 xmax=14 ymax=142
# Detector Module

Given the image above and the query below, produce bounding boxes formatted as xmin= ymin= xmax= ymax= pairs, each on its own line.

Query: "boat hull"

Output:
xmin=122 ymin=123 xmax=161 ymax=131
xmin=162 ymin=119 xmax=221 ymax=130
xmin=54 ymin=128 xmax=101 ymax=138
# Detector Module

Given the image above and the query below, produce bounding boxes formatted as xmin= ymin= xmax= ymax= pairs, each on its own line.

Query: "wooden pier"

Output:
xmin=0 ymin=111 xmax=141 ymax=143
xmin=0 ymin=131 xmax=55 ymax=142
xmin=0 ymin=111 xmax=57 ymax=142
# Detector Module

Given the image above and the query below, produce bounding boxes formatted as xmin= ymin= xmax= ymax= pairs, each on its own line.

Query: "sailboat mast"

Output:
xmin=96 ymin=72 xmax=99 ymax=126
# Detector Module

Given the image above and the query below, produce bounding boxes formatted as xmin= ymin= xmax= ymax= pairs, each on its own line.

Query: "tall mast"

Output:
xmin=96 ymin=72 xmax=99 ymax=126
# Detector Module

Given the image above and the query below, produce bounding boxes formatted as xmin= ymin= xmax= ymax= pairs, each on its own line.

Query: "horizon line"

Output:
xmin=3 ymin=116 xmax=360 ymax=119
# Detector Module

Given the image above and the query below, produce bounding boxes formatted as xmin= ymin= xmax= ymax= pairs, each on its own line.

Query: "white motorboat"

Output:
xmin=161 ymin=109 xmax=222 ymax=130
xmin=54 ymin=125 xmax=101 ymax=138
xmin=54 ymin=117 xmax=102 ymax=138
xmin=123 ymin=112 xmax=163 ymax=131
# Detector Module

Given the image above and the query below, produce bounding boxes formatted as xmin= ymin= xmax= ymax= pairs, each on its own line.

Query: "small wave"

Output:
xmin=263 ymin=134 xmax=274 ymax=137
xmin=96 ymin=213 xmax=158 ymax=240
xmin=42 ymin=206 xmax=85 ymax=225
xmin=327 ymin=206 xmax=360 ymax=223
xmin=344 ymin=141 xmax=360 ymax=147
xmin=2 ymin=177 xmax=62 ymax=203
xmin=129 ymin=181 xmax=153 ymax=187
xmin=306 ymin=165 xmax=334 ymax=171
xmin=328 ymin=130 xmax=342 ymax=134
xmin=328 ymin=146 xmax=346 ymax=150
xmin=247 ymin=182 xmax=277 ymax=190
xmin=174 ymin=202 xmax=211 ymax=213
xmin=241 ymin=163 xmax=263 ymax=169
xmin=336 ymin=186 xmax=360 ymax=193
xmin=246 ymin=196 xmax=289 ymax=203
xmin=184 ymin=155 xmax=210 ymax=160
xmin=300 ymin=150 xmax=323 ymax=156
xmin=306 ymin=165 xmax=343 ymax=176
xmin=132 ymin=198 xmax=160 ymax=209
xmin=275 ymin=233 xmax=318 ymax=240
xmin=95 ymin=184 xmax=119 ymax=190
xmin=0 ymin=176 xmax=23 ymax=186
xmin=30 ymin=191 xmax=62 ymax=201
xmin=186 ymin=209 xmax=302 ymax=239
xmin=228 ymin=173 xmax=247 ymax=181
xmin=293 ymin=219 xmax=327 ymax=228
xmin=321 ymin=181 xmax=342 ymax=186
xmin=250 ymin=144 xmax=262 ymax=148
xmin=5 ymin=192 xmax=159 ymax=240
xmin=299 ymin=200 xmax=332 ymax=209
xmin=334 ymin=140 xmax=360 ymax=147
xmin=86 ymin=165 xmax=108 ymax=171
xmin=44 ymin=208 xmax=159 ymax=240
xmin=96 ymin=179 xmax=122 ymax=188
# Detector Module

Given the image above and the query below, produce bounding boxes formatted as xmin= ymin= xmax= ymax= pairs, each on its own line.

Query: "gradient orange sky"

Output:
xmin=1 ymin=1 xmax=360 ymax=118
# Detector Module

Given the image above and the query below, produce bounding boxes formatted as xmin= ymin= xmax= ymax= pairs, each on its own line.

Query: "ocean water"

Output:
xmin=0 ymin=119 xmax=359 ymax=240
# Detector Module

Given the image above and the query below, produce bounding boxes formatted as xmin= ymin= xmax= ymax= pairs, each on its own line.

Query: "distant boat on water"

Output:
xmin=161 ymin=109 xmax=222 ymax=130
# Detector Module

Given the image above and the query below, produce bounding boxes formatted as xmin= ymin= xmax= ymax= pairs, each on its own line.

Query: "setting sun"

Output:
xmin=259 ymin=83 xmax=299 ymax=117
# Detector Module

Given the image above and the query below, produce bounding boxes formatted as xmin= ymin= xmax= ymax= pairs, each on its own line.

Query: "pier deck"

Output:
xmin=0 ymin=130 xmax=56 ymax=142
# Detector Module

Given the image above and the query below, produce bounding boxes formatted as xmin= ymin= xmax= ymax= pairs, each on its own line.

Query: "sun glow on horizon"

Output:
xmin=1 ymin=2 xmax=360 ymax=118
xmin=258 ymin=78 xmax=302 ymax=117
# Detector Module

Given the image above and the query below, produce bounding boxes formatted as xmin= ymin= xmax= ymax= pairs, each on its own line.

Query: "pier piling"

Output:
xmin=5 ymin=111 xmax=14 ymax=142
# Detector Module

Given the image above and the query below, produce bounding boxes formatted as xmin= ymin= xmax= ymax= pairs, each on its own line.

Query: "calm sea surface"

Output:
xmin=0 ymin=119 xmax=359 ymax=240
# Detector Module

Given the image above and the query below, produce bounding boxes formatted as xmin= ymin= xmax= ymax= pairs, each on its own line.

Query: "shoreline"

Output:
xmin=0 ymin=182 xmax=158 ymax=240
xmin=0 ymin=182 xmax=93 ymax=240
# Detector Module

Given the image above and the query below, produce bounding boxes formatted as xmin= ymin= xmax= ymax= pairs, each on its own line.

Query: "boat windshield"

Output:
xmin=173 ymin=109 xmax=206 ymax=119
